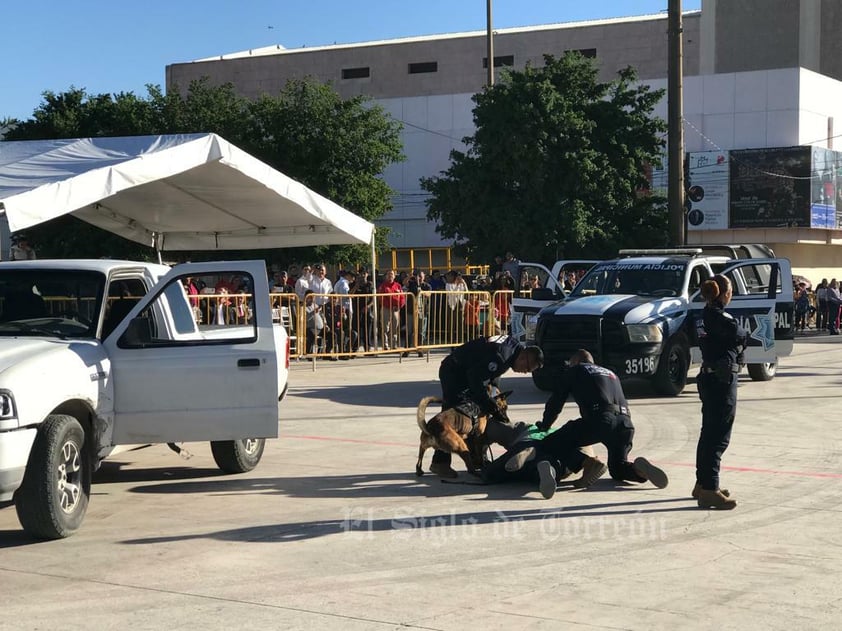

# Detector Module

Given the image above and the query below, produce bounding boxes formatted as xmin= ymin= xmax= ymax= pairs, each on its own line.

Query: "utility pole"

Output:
xmin=668 ymin=0 xmax=685 ymax=246
xmin=486 ymin=0 xmax=494 ymax=86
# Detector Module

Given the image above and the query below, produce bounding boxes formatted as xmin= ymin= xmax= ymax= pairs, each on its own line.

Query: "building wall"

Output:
xmin=820 ymin=0 xmax=842 ymax=87
xmin=167 ymin=13 xmax=701 ymax=103
xmin=712 ymin=0 xmax=801 ymax=75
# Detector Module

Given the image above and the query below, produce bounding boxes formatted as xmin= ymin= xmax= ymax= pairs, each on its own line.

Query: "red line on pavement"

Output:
xmin=661 ymin=461 xmax=842 ymax=479
xmin=285 ymin=435 xmax=842 ymax=480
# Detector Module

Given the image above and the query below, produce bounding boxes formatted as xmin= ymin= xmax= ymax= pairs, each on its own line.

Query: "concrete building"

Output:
xmin=167 ymin=0 xmax=842 ymax=278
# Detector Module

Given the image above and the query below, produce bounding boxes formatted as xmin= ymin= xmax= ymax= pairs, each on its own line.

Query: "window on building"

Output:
xmin=408 ymin=61 xmax=438 ymax=74
xmin=341 ymin=67 xmax=370 ymax=80
xmin=482 ymin=55 xmax=514 ymax=69
xmin=567 ymin=48 xmax=597 ymax=58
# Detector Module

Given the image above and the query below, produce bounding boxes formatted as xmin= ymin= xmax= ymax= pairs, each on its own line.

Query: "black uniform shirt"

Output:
xmin=698 ymin=301 xmax=747 ymax=366
xmin=541 ymin=362 xmax=628 ymax=426
xmin=445 ymin=336 xmax=523 ymax=414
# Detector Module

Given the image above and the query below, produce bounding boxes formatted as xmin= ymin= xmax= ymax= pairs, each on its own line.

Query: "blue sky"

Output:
xmin=1 ymin=0 xmax=701 ymax=121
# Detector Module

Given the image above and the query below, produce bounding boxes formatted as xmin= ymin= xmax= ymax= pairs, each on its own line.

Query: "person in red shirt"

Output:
xmin=464 ymin=293 xmax=481 ymax=340
xmin=378 ymin=269 xmax=406 ymax=351
xmin=493 ymin=274 xmax=513 ymax=334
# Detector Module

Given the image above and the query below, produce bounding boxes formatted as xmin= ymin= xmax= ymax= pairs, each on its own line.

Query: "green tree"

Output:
xmin=422 ymin=53 xmax=667 ymax=264
xmin=3 ymin=79 xmax=403 ymax=266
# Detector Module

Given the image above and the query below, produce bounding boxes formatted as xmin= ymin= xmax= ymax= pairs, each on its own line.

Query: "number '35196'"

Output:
xmin=625 ymin=357 xmax=655 ymax=374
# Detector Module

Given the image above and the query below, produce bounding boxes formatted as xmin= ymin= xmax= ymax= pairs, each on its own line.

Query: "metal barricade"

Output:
xmin=276 ymin=288 xmax=519 ymax=366
xmin=417 ymin=290 xmax=496 ymax=350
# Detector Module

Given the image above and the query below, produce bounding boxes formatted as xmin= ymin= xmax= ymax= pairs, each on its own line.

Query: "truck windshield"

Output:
xmin=0 ymin=270 xmax=105 ymax=339
xmin=569 ymin=262 xmax=688 ymax=298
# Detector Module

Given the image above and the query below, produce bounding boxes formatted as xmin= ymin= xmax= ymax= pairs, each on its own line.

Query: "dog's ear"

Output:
xmin=495 ymin=390 xmax=514 ymax=400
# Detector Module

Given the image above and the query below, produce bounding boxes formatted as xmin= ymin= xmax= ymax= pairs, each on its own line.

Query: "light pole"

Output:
xmin=486 ymin=0 xmax=494 ymax=87
xmin=668 ymin=0 xmax=685 ymax=246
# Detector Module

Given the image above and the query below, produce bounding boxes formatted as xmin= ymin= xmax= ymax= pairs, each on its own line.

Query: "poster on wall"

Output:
xmin=810 ymin=147 xmax=837 ymax=229
xmin=835 ymin=153 xmax=842 ymax=229
xmin=729 ymin=146 xmax=811 ymax=228
xmin=686 ymin=151 xmax=729 ymax=230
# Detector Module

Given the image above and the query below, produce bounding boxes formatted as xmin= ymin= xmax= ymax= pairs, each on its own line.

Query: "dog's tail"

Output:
xmin=416 ymin=396 xmax=443 ymax=434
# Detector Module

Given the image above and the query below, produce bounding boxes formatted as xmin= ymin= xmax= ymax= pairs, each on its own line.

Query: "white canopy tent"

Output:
xmin=0 ymin=133 xmax=376 ymax=265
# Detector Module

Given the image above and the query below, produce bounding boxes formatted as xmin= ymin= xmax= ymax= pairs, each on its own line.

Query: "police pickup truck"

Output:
xmin=0 ymin=259 xmax=289 ymax=539
xmin=531 ymin=248 xmax=794 ymax=395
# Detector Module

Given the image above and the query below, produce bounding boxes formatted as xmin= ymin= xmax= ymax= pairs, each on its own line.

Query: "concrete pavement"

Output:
xmin=2 ymin=338 xmax=842 ymax=630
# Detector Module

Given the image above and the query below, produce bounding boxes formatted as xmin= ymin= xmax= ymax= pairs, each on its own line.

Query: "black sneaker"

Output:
xmin=537 ymin=460 xmax=557 ymax=499
xmin=632 ymin=457 xmax=669 ymax=489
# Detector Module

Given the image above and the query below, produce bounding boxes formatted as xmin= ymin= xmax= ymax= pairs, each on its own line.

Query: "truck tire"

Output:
xmin=747 ymin=362 xmax=776 ymax=381
xmin=653 ymin=334 xmax=689 ymax=396
xmin=14 ymin=414 xmax=91 ymax=539
xmin=211 ymin=438 xmax=265 ymax=473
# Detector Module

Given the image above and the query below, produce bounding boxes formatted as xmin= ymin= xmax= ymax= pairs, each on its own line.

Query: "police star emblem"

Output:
xmin=750 ymin=313 xmax=775 ymax=352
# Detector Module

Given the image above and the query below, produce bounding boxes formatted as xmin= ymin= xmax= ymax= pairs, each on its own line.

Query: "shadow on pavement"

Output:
xmin=119 ymin=494 xmax=694 ymax=545
xmin=93 ymin=461 xmax=225 ymax=484
xmin=124 ymin=470 xmax=680 ymax=504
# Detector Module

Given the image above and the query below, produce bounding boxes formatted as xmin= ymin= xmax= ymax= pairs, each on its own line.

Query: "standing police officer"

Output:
xmin=694 ymin=274 xmax=746 ymax=510
xmin=429 ymin=336 xmax=543 ymax=478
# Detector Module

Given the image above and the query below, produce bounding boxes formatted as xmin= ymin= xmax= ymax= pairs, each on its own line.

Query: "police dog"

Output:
xmin=415 ymin=391 xmax=512 ymax=477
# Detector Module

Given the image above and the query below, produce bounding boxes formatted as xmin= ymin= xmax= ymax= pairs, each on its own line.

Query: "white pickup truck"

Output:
xmin=0 ymin=259 xmax=289 ymax=539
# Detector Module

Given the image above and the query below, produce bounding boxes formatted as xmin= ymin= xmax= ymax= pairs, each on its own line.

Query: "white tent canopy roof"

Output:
xmin=0 ymin=133 xmax=375 ymax=250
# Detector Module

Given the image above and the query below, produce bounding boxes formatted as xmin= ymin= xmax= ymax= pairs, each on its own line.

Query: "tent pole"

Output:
xmin=153 ymin=232 xmax=163 ymax=265
xmin=370 ymin=229 xmax=379 ymax=350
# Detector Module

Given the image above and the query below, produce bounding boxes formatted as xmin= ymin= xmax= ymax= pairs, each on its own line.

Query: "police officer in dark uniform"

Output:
xmin=429 ymin=336 xmax=544 ymax=478
xmin=519 ymin=349 xmax=669 ymax=499
xmin=694 ymin=274 xmax=746 ymax=510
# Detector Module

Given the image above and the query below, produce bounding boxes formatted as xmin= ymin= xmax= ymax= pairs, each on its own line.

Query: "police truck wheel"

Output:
xmin=653 ymin=335 xmax=689 ymax=396
xmin=747 ymin=362 xmax=776 ymax=381
xmin=14 ymin=414 xmax=91 ymax=539
xmin=211 ymin=438 xmax=265 ymax=473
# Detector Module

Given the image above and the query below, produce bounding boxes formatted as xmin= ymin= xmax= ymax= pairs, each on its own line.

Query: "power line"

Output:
xmin=683 ymin=117 xmax=835 ymax=182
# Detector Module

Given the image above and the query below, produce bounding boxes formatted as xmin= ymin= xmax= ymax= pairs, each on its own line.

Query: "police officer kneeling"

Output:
xmin=522 ymin=349 xmax=669 ymax=499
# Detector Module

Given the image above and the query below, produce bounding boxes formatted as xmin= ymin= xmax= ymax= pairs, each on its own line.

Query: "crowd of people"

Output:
xmin=806 ymin=278 xmax=842 ymax=334
xmin=259 ymin=262 xmax=525 ymax=357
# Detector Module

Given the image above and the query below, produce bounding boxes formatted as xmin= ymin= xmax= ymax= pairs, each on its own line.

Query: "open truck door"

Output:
xmin=103 ymin=260 xmax=279 ymax=445
xmin=689 ymin=258 xmax=794 ymax=381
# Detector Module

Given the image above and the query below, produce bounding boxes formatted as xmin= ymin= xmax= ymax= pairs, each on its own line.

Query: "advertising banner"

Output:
xmin=810 ymin=147 xmax=837 ymax=229
xmin=729 ymin=146 xmax=811 ymax=228
xmin=686 ymin=151 xmax=729 ymax=230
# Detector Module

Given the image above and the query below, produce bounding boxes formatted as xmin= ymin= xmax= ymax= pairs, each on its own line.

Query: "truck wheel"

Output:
xmin=211 ymin=438 xmax=265 ymax=473
xmin=532 ymin=367 xmax=555 ymax=391
xmin=747 ymin=362 xmax=776 ymax=381
xmin=653 ymin=335 xmax=689 ymax=396
xmin=14 ymin=414 xmax=91 ymax=539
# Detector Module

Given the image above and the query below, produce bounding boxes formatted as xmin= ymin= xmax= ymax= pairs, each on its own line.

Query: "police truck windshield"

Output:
xmin=569 ymin=261 xmax=687 ymax=298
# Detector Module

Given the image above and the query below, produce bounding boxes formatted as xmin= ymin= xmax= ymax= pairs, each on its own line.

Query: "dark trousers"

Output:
xmin=539 ymin=413 xmax=645 ymax=483
xmin=830 ymin=304 xmax=842 ymax=333
xmin=696 ymin=372 xmax=737 ymax=490
xmin=817 ymin=299 xmax=827 ymax=330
